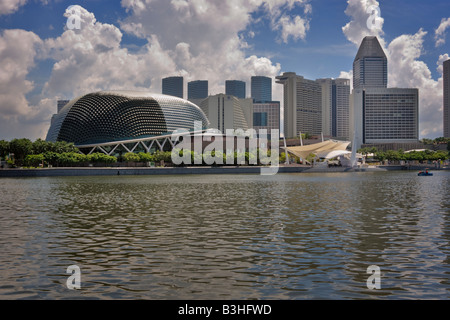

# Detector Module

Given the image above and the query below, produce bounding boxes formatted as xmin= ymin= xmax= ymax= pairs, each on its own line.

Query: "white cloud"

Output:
xmin=42 ymin=6 xmax=177 ymax=98
xmin=118 ymin=0 xmax=293 ymax=96
xmin=0 ymin=29 xmax=53 ymax=139
xmin=0 ymin=2 xmax=311 ymax=140
xmin=435 ymin=17 xmax=450 ymax=47
xmin=387 ymin=30 xmax=444 ymax=138
xmin=340 ymin=0 xmax=445 ymax=139
xmin=0 ymin=0 xmax=27 ymax=16
xmin=275 ymin=14 xmax=309 ymax=43
xmin=437 ymin=53 xmax=450 ymax=75
xmin=342 ymin=0 xmax=384 ymax=47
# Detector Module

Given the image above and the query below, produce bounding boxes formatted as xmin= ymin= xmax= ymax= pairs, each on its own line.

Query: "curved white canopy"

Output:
xmin=317 ymin=149 xmax=352 ymax=159
xmin=286 ymin=140 xmax=351 ymax=160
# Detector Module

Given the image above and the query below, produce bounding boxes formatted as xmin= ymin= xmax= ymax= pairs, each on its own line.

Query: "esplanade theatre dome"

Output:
xmin=46 ymin=91 xmax=210 ymax=146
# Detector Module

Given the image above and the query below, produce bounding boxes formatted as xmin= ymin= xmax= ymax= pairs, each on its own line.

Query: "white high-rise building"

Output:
xmin=351 ymin=88 xmax=419 ymax=146
xmin=316 ymin=78 xmax=350 ymax=140
xmin=276 ymin=72 xmax=322 ymax=138
xmin=198 ymin=94 xmax=253 ymax=132
xmin=351 ymin=36 xmax=419 ymax=150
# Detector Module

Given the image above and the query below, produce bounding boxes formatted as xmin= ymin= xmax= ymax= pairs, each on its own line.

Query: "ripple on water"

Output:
xmin=0 ymin=172 xmax=449 ymax=299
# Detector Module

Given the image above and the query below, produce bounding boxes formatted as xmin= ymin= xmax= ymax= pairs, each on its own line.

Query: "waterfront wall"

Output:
xmin=0 ymin=166 xmax=310 ymax=178
xmin=1 ymin=165 xmax=448 ymax=178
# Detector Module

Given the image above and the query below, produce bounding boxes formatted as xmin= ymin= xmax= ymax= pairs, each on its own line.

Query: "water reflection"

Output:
xmin=0 ymin=171 xmax=449 ymax=299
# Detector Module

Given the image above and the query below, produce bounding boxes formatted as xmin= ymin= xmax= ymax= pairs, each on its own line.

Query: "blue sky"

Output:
xmin=0 ymin=0 xmax=449 ymax=140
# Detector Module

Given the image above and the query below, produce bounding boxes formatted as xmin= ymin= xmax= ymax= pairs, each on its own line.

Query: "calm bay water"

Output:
xmin=0 ymin=171 xmax=449 ymax=300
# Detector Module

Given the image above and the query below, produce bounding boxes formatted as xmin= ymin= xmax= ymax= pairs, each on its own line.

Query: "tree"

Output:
xmin=50 ymin=141 xmax=79 ymax=154
xmin=87 ymin=153 xmax=117 ymax=164
xmin=123 ymin=152 xmax=141 ymax=162
xmin=138 ymin=152 xmax=154 ymax=163
xmin=0 ymin=140 xmax=10 ymax=160
xmin=9 ymin=138 xmax=33 ymax=166
xmin=32 ymin=139 xmax=51 ymax=155
xmin=24 ymin=154 xmax=45 ymax=167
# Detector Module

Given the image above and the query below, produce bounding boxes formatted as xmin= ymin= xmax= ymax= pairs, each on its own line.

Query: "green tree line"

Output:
xmin=0 ymin=138 xmax=116 ymax=167
xmin=358 ymin=147 xmax=449 ymax=162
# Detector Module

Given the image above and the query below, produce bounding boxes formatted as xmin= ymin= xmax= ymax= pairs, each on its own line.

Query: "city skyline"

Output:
xmin=0 ymin=0 xmax=449 ymax=141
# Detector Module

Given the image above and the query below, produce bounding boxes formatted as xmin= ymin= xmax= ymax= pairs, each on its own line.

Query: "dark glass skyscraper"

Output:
xmin=444 ymin=59 xmax=450 ymax=138
xmin=353 ymin=36 xmax=387 ymax=89
xmin=162 ymin=76 xmax=183 ymax=98
xmin=188 ymin=80 xmax=208 ymax=100
xmin=251 ymin=76 xmax=272 ymax=102
xmin=225 ymin=80 xmax=246 ymax=99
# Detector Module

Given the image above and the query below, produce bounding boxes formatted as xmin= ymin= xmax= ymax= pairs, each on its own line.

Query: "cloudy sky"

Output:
xmin=0 ymin=0 xmax=449 ymax=141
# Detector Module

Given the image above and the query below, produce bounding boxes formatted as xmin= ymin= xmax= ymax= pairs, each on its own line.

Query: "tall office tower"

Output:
xmin=350 ymin=36 xmax=419 ymax=150
xmin=333 ymin=78 xmax=351 ymax=140
xmin=276 ymin=72 xmax=322 ymax=138
xmin=253 ymin=101 xmax=280 ymax=140
xmin=162 ymin=76 xmax=183 ymax=98
xmin=316 ymin=78 xmax=333 ymax=137
xmin=444 ymin=59 xmax=450 ymax=137
xmin=199 ymin=94 xmax=253 ymax=132
xmin=188 ymin=80 xmax=208 ymax=100
xmin=353 ymin=36 xmax=387 ymax=89
xmin=225 ymin=80 xmax=246 ymax=99
xmin=251 ymin=76 xmax=272 ymax=102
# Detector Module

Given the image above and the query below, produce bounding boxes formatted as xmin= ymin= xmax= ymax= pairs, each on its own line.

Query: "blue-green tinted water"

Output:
xmin=0 ymin=171 xmax=449 ymax=299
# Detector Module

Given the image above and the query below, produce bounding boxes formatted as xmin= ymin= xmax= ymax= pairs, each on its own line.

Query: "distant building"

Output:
xmin=351 ymin=87 xmax=419 ymax=146
xmin=253 ymin=101 xmax=280 ymax=140
xmin=276 ymin=72 xmax=322 ymax=138
xmin=350 ymin=36 xmax=419 ymax=150
xmin=57 ymin=100 xmax=70 ymax=113
xmin=316 ymin=78 xmax=350 ymax=140
xmin=188 ymin=80 xmax=208 ymax=100
xmin=251 ymin=76 xmax=272 ymax=102
xmin=444 ymin=59 xmax=450 ymax=138
xmin=162 ymin=76 xmax=183 ymax=98
xmin=51 ymin=99 xmax=71 ymax=125
xmin=225 ymin=80 xmax=246 ymax=99
xmin=198 ymin=94 xmax=253 ymax=132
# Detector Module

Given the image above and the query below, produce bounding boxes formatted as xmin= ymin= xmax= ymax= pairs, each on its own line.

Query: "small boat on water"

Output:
xmin=418 ymin=169 xmax=433 ymax=176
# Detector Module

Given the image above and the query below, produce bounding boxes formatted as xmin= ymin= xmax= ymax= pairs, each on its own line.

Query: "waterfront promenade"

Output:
xmin=0 ymin=164 xmax=448 ymax=177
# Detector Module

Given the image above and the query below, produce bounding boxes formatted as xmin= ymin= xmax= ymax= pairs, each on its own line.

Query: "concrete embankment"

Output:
xmin=1 ymin=165 xmax=447 ymax=178
xmin=0 ymin=166 xmax=310 ymax=177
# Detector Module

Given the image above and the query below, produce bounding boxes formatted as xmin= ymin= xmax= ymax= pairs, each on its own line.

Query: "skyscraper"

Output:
xmin=333 ymin=79 xmax=351 ymax=140
xmin=253 ymin=101 xmax=280 ymax=140
xmin=317 ymin=78 xmax=351 ymax=140
xmin=199 ymin=94 xmax=253 ymax=132
xmin=353 ymin=36 xmax=387 ymax=89
xmin=162 ymin=76 xmax=183 ymax=98
xmin=188 ymin=80 xmax=208 ymax=100
xmin=444 ymin=59 xmax=450 ymax=138
xmin=251 ymin=76 xmax=272 ymax=102
xmin=225 ymin=80 xmax=246 ymax=99
xmin=276 ymin=72 xmax=322 ymax=138
xmin=351 ymin=36 xmax=419 ymax=149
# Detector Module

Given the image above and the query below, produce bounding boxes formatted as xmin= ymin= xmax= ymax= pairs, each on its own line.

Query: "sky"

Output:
xmin=0 ymin=0 xmax=449 ymax=141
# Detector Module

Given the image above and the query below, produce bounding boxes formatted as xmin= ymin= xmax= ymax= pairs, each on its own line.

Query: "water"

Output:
xmin=0 ymin=171 xmax=449 ymax=300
